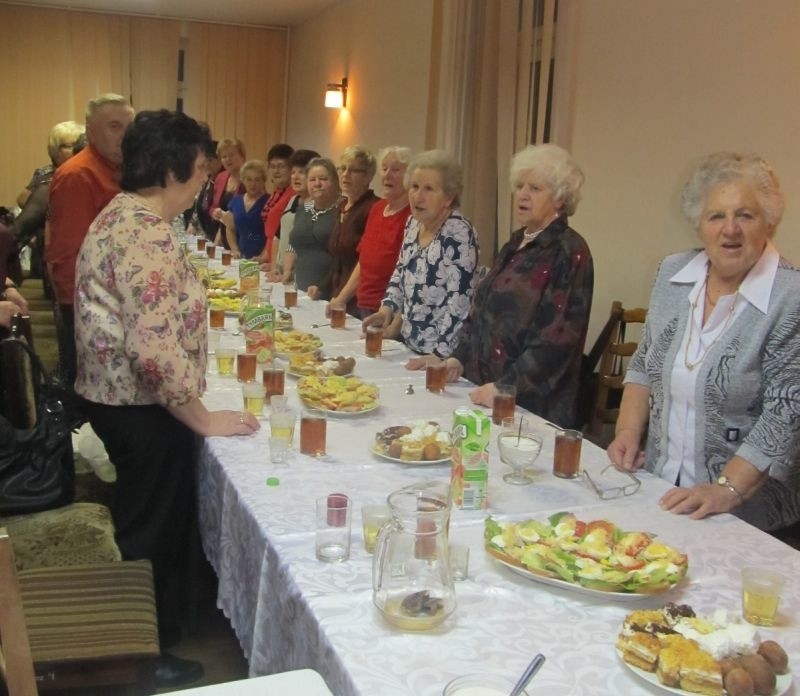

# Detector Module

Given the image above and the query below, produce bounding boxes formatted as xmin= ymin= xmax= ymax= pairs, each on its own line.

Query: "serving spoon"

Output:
xmin=509 ymin=653 xmax=545 ymax=696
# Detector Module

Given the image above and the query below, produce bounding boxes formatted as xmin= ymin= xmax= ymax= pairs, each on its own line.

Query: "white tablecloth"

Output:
xmin=198 ymin=275 xmax=800 ymax=695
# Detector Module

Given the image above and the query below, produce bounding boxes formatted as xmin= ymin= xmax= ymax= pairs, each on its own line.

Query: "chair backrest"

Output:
xmin=0 ymin=528 xmax=38 ymax=696
xmin=0 ymin=526 xmax=156 ymax=694
xmin=585 ymin=301 xmax=647 ymax=445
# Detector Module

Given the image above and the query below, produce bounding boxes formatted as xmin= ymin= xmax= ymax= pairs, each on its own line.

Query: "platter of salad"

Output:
xmin=485 ymin=512 xmax=688 ymax=598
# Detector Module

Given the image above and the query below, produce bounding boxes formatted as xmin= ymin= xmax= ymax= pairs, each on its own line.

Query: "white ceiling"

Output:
xmin=5 ymin=0 xmax=341 ymax=27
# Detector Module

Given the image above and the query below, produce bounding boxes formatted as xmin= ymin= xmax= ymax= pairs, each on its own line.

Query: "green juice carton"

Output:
xmin=450 ymin=408 xmax=490 ymax=510
xmin=243 ymin=290 xmax=275 ymax=363
xmin=239 ymin=260 xmax=260 ymax=293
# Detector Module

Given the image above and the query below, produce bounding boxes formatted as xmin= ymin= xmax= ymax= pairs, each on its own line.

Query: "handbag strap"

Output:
xmin=0 ymin=337 xmax=57 ymax=423
xmin=0 ymin=336 xmax=50 ymax=385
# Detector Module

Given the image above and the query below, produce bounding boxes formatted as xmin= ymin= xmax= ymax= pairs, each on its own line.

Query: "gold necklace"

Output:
xmin=704 ymin=282 xmax=718 ymax=307
xmin=683 ymin=275 xmax=739 ymax=371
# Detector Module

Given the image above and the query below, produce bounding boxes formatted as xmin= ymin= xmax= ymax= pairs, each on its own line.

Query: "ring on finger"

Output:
xmin=239 ymin=412 xmax=245 ymax=424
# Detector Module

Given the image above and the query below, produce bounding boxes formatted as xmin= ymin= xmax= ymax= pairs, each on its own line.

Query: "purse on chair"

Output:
xmin=0 ymin=335 xmax=75 ymax=515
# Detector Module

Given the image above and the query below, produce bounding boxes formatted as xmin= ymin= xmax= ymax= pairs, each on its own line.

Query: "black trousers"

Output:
xmin=82 ymin=400 xmax=198 ymax=646
xmin=54 ymin=303 xmax=77 ymax=386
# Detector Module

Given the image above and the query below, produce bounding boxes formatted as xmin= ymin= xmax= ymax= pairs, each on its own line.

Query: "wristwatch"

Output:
xmin=716 ymin=475 xmax=744 ymax=503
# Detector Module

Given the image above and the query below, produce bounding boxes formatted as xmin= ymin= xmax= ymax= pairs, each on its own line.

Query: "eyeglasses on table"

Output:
xmin=583 ymin=464 xmax=641 ymax=500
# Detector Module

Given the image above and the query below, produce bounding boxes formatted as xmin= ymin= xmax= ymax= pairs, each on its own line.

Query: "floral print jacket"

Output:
xmin=74 ymin=193 xmax=207 ymax=407
xmin=383 ymin=210 xmax=478 ymax=357
xmin=450 ymin=216 xmax=593 ymax=427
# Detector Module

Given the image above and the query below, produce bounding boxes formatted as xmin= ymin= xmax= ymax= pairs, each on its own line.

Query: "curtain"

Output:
xmin=182 ymin=22 xmax=289 ymax=162
xmin=0 ymin=6 xmax=289 ymax=207
xmin=0 ymin=6 xmax=132 ymax=206
xmin=424 ymin=0 xmax=558 ymax=260
xmin=130 ymin=18 xmax=181 ymax=111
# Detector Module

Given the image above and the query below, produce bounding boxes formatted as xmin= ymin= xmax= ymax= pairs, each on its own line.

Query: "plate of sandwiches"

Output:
xmin=616 ymin=603 xmax=791 ymax=695
xmin=484 ymin=513 xmax=688 ymax=598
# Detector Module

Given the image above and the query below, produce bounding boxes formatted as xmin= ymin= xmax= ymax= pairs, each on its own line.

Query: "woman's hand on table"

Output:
xmin=406 ymin=355 xmax=432 ymax=370
xmin=445 ymin=357 xmax=464 ymax=382
xmin=658 ymin=484 xmax=741 ymax=520
xmin=607 ymin=429 xmax=645 ymax=470
xmin=307 ymin=285 xmax=320 ymax=300
xmin=168 ymin=399 xmax=260 ymax=437
xmin=207 ymin=409 xmax=260 ymax=437
xmin=469 ymin=382 xmax=496 ymax=408
xmin=324 ymin=298 xmax=337 ymax=318
xmin=361 ymin=307 xmax=392 ymax=336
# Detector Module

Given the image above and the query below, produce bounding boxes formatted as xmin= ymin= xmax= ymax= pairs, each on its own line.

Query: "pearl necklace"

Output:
xmin=520 ymin=213 xmax=559 ymax=248
xmin=683 ymin=273 xmax=739 ymax=371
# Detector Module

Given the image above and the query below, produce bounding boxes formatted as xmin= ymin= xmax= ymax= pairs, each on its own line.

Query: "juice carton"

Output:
xmin=239 ymin=260 xmax=260 ymax=293
xmin=450 ymin=409 xmax=490 ymax=510
xmin=243 ymin=290 xmax=275 ymax=363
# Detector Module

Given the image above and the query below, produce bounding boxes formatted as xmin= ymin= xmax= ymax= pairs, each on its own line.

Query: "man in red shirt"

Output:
xmin=47 ymin=93 xmax=134 ymax=384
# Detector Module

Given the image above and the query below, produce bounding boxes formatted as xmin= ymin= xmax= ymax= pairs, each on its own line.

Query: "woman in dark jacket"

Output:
xmin=413 ymin=144 xmax=593 ymax=428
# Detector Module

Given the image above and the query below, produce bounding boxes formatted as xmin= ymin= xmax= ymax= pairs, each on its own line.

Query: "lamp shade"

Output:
xmin=325 ymin=88 xmax=344 ymax=109
xmin=324 ymin=77 xmax=348 ymax=109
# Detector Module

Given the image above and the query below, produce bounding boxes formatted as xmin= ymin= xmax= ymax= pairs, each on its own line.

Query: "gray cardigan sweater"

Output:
xmin=626 ymin=249 xmax=800 ymax=531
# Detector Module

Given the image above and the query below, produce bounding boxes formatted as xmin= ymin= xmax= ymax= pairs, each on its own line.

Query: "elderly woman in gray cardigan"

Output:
xmin=608 ymin=152 xmax=800 ymax=534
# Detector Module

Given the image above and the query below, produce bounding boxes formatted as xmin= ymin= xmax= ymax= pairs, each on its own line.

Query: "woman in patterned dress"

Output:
xmin=73 ymin=110 xmax=259 ymax=687
xmin=362 ymin=150 xmax=478 ymax=357
xmin=608 ymin=152 xmax=800 ymax=535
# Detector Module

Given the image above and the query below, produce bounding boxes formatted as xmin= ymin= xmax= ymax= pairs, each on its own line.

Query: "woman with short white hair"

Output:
xmin=609 ymin=152 xmax=800 ymax=536
xmin=419 ymin=143 xmax=594 ymax=428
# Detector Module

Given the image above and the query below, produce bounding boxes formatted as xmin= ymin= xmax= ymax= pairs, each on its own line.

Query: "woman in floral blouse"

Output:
xmin=74 ymin=110 xmax=259 ymax=687
xmin=420 ymin=144 xmax=593 ymax=428
xmin=362 ymin=150 xmax=478 ymax=357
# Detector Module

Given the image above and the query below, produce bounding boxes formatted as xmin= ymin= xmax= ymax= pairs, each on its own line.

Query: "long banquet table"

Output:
xmin=197 ymin=266 xmax=799 ymax=695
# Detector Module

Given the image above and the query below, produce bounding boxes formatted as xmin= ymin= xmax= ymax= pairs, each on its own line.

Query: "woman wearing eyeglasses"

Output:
xmin=308 ymin=146 xmax=379 ymax=307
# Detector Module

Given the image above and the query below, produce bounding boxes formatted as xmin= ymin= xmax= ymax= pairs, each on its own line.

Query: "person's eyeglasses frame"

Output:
xmin=583 ymin=464 xmax=641 ymax=500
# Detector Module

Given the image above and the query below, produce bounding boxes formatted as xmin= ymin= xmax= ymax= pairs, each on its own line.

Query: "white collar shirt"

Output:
xmin=662 ymin=243 xmax=779 ymax=486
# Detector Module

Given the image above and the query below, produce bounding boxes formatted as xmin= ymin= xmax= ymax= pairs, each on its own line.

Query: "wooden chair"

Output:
xmin=585 ymin=301 xmax=647 ymax=446
xmin=0 ymin=529 xmax=37 ymax=696
xmin=0 ymin=528 xmax=160 ymax=695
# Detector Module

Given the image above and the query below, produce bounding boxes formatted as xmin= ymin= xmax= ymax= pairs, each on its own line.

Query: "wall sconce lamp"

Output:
xmin=325 ymin=77 xmax=348 ymax=109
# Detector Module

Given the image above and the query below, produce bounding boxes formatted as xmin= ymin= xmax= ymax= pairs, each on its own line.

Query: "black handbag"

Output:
xmin=0 ymin=336 xmax=75 ymax=515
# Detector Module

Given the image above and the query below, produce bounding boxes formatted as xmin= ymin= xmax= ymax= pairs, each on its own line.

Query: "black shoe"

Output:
xmin=154 ymin=653 xmax=204 ymax=689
